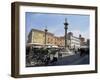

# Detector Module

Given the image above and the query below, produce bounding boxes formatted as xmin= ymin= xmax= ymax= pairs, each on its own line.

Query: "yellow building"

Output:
xmin=27 ymin=28 xmax=65 ymax=47
xmin=27 ymin=29 xmax=45 ymax=45
xmin=46 ymin=33 xmax=54 ymax=45
xmin=27 ymin=29 xmax=55 ymax=46
xmin=58 ymin=37 xmax=65 ymax=47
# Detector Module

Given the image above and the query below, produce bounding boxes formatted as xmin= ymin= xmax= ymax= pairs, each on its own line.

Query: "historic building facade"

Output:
xmin=27 ymin=28 xmax=65 ymax=47
xmin=67 ymin=32 xmax=80 ymax=50
xmin=27 ymin=29 xmax=81 ymax=49
xmin=79 ymin=34 xmax=85 ymax=46
xmin=27 ymin=29 xmax=45 ymax=45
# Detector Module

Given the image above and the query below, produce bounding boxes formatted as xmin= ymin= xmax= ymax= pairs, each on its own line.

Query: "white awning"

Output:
xmin=27 ymin=43 xmax=55 ymax=47
xmin=26 ymin=43 xmax=45 ymax=47
xmin=80 ymin=46 xmax=88 ymax=48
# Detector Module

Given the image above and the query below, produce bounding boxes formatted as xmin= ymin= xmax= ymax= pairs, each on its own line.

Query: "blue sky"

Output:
xmin=26 ymin=12 xmax=89 ymax=39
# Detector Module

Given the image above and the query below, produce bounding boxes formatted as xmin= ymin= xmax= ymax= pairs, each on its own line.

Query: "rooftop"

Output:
xmin=32 ymin=28 xmax=54 ymax=36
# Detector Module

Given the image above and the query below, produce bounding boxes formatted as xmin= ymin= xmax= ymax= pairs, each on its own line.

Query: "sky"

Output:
xmin=26 ymin=12 xmax=90 ymax=40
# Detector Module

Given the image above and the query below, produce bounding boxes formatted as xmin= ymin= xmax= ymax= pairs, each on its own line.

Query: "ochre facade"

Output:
xmin=27 ymin=29 xmax=65 ymax=47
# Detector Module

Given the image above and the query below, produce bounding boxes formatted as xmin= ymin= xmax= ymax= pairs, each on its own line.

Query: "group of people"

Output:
xmin=26 ymin=46 xmax=89 ymax=66
xmin=26 ymin=47 xmax=58 ymax=66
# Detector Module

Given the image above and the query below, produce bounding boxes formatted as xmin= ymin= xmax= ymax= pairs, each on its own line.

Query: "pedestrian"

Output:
xmin=75 ymin=50 xmax=77 ymax=54
xmin=80 ymin=48 xmax=84 ymax=56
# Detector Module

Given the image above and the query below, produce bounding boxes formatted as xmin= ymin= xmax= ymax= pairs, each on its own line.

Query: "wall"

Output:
xmin=0 ymin=0 xmax=100 ymax=80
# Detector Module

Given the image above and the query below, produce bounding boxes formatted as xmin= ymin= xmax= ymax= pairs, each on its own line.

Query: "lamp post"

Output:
xmin=64 ymin=18 xmax=69 ymax=50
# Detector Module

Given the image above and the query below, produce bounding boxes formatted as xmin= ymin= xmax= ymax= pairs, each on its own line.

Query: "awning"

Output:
xmin=80 ymin=46 xmax=89 ymax=48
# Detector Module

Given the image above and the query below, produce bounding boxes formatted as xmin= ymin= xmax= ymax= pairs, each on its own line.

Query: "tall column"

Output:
xmin=44 ymin=27 xmax=48 ymax=46
xmin=64 ymin=18 xmax=69 ymax=50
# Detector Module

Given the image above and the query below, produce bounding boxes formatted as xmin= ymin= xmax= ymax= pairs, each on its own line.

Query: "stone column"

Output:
xmin=44 ymin=27 xmax=48 ymax=47
xmin=64 ymin=18 xmax=69 ymax=50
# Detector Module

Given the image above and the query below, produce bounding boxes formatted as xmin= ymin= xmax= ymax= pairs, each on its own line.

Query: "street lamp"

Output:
xmin=64 ymin=18 xmax=69 ymax=50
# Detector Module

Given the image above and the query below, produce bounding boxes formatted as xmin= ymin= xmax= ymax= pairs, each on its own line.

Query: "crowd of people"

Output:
xmin=26 ymin=47 xmax=59 ymax=66
xmin=26 ymin=46 xmax=89 ymax=66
